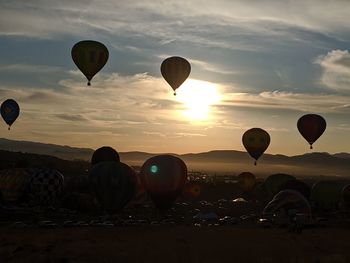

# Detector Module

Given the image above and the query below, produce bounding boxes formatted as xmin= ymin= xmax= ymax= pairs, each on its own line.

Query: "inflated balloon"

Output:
xmin=71 ymin=40 xmax=109 ymax=86
xmin=263 ymin=174 xmax=296 ymax=200
xmin=237 ymin=172 xmax=256 ymax=192
xmin=89 ymin=161 xmax=136 ymax=214
xmin=263 ymin=190 xmax=311 ymax=218
xmin=1 ymin=99 xmax=20 ymax=130
xmin=0 ymin=168 xmax=31 ymax=203
xmin=29 ymin=168 xmax=64 ymax=206
xmin=297 ymin=114 xmax=326 ymax=149
xmin=161 ymin=56 xmax=191 ymax=95
xmin=140 ymin=155 xmax=187 ymax=210
xmin=91 ymin=146 xmax=120 ymax=166
xmin=310 ymin=180 xmax=350 ymax=211
xmin=242 ymin=128 xmax=270 ymax=165
xmin=279 ymin=179 xmax=311 ymax=200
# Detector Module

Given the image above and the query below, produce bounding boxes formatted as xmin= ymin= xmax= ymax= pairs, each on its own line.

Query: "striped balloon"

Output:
xmin=89 ymin=161 xmax=136 ymax=214
xmin=0 ymin=168 xmax=31 ymax=203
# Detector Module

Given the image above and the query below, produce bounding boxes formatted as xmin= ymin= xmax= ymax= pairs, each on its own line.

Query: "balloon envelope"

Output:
xmin=297 ymin=114 xmax=326 ymax=149
xmin=1 ymin=99 xmax=20 ymax=129
xmin=91 ymin=146 xmax=120 ymax=166
xmin=140 ymin=155 xmax=187 ymax=210
xmin=237 ymin=172 xmax=256 ymax=192
xmin=0 ymin=168 xmax=31 ymax=203
xmin=89 ymin=161 xmax=136 ymax=214
xmin=310 ymin=180 xmax=350 ymax=211
xmin=71 ymin=40 xmax=109 ymax=86
xmin=279 ymin=179 xmax=311 ymax=200
xmin=263 ymin=174 xmax=296 ymax=200
xmin=263 ymin=190 xmax=311 ymax=218
xmin=29 ymin=168 xmax=64 ymax=206
xmin=161 ymin=56 xmax=191 ymax=95
xmin=242 ymin=128 xmax=270 ymax=164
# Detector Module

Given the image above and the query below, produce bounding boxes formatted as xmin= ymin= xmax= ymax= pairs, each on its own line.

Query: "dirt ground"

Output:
xmin=1 ymin=225 xmax=350 ymax=263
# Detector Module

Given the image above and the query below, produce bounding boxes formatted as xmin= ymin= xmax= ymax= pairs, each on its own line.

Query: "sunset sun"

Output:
xmin=176 ymin=79 xmax=221 ymax=121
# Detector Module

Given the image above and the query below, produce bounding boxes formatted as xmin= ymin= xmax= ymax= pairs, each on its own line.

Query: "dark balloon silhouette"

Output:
xmin=279 ymin=179 xmax=311 ymax=200
xmin=140 ymin=155 xmax=187 ymax=210
xmin=242 ymin=128 xmax=270 ymax=165
xmin=161 ymin=56 xmax=191 ymax=95
xmin=237 ymin=172 xmax=256 ymax=192
xmin=1 ymin=99 xmax=20 ymax=130
xmin=263 ymin=174 xmax=296 ymax=200
xmin=29 ymin=168 xmax=64 ymax=206
xmin=89 ymin=161 xmax=136 ymax=214
xmin=263 ymin=190 xmax=311 ymax=218
xmin=297 ymin=114 xmax=326 ymax=149
xmin=0 ymin=168 xmax=31 ymax=203
xmin=183 ymin=181 xmax=201 ymax=199
xmin=71 ymin=40 xmax=109 ymax=86
xmin=91 ymin=146 xmax=120 ymax=166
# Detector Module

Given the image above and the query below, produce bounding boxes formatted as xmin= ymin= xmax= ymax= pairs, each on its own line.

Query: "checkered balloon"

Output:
xmin=29 ymin=168 xmax=64 ymax=206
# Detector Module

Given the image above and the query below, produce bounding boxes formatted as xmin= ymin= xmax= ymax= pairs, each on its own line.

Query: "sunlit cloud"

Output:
xmin=315 ymin=50 xmax=350 ymax=93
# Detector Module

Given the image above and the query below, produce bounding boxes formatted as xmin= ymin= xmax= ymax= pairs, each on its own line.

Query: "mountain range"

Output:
xmin=0 ymin=138 xmax=349 ymax=177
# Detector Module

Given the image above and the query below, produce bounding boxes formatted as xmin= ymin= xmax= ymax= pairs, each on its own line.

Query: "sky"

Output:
xmin=0 ymin=0 xmax=349 ymax=155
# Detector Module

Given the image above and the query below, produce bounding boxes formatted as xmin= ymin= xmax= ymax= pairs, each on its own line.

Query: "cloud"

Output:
xmin=0 ymin=64 xmax=63 ymax=73
xmin=221 ymin=90 xmax=350 ymax=114
xmin=315 ymin=50 xmax=350 ymax=93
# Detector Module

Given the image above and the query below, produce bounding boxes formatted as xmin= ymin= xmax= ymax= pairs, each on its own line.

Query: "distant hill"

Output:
xmin=0 ymin=138 xmax=349 ymax=177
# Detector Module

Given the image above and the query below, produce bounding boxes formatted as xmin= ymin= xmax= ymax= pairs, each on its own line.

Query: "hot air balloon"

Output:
xmin=0 ymin=168 xmax=31 ymax=203
xmin=297 ymin=114 xmax=326 ymax=149
xmin=242 ymin=128 xmax=270 ymax=165
xmin=140 ymin=155 xmax=187 ymax=210
xmin=263 ymin=190 xmax=311 ymax=220
xmin=263 ymin=174 xmax=296 ymax=200
xmin=161 ymin=56 xmax=191 ymax=95
xmin=91 ymin=146 xmax=120 ymax=166
xmin=183 ymin=181 xmax=201 ymax=199
xmin=310 ymin=180 xmax=350 ymax=212
xmin=237 ymin=172 xmax=256 ymax=192
xmin=89 ymin=161 xmax=136 ymax=214
xmin=279 ymin=179 xmax=311 ymax=200
xmin=1 ymin=99 xmax=20 ymax=130
xmin=29 ymin=168 xmax=64 ymax=206
xmin=71 ymin=40 xmax=109 ymax=86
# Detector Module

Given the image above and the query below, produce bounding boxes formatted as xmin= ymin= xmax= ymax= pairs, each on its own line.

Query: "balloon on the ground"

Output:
xmin=279 ymin=179 xmax=311 ymax=200
xmin=89 ymin=161 xmax=136 ymax=214
xmin=140 ymin=155 xmax=187 ymax=210
xmin=242 ymin=128 xmax=270 ymax=165
xmin=263 ymin=174 xmax=296 ymax=200
xmin=297 ymin=114 xmax=326 ymax=149
xmin=161 ymin=56 xmax=191 ymax=95
xmin=29 ymin=168 xmax=64 ymax=206
xmin=263 ymin=190 xmax=311 ymax=218
xmin=237 ymin=172 xmax=256 ymax=192
xmin=0 ymin=168 xmax=31 ymax=203
xmin=310 ymin=180 xmax=350 ymax=211
xmin=91 ymin=146 xmax=120 ymax=166
xmin=71 ymin=40 xmax=109 ymax=86
xmin=1 ymin=99 xmax=20 ymax=130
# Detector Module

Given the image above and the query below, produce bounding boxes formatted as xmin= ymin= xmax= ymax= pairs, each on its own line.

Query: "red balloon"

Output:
xmin=297 ymin=114 xmax=326 ymax=149
xmin=140 ymin=155 xmax=187 ymax=210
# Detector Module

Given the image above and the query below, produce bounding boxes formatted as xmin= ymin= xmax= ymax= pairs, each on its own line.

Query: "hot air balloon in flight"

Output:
xmin=242 ymin=128 xmax=270 ymax=165
xmin=161 ymin=56 xmax=191 ymax=95
xmin=71 ymin=40 xmax=109 ymax=86
xmin=140 ymin=155 xmax=187 ymax=210
xmin=91 ymin=146 xmax=120 ymax=166
xmin=297 ymin=114 xmax=326 ymax=149
xmin=89 ymin=161 xmax=136 ymax=214
xmin=1 ymin=99 xmax=20 ymax=130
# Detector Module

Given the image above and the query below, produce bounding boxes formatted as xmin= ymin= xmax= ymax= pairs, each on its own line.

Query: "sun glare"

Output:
xmin=176 ymin=79 xmax=221 ymax=121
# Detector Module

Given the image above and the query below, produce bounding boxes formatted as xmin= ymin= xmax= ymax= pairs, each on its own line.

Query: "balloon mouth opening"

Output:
xmin=87 ymin=81 xmax=91 ymax=86
xmin=310 ymin=145 xmax=313 ymax=150
xmin=8 ymin=126 xmax=10 ymax=131
xmin=173 ymin=92 xmax=176 ymax=96
xmin=254 ymin=161 xmax=257 ymax=166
